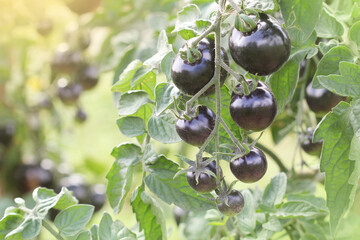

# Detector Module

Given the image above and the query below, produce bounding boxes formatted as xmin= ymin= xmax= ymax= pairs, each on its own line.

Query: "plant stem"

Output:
xmin=219 ymin=60 xmax=250 ymax=95
xmin=254 ymin=141 xmax=288 ymax=173
xmin=228 ymin=0 xmax=242 ymax=13
xmin=219 ymin=118 xmax=246 ymax=154
xmin=213 ymin=1 xmax=224 ymax=187
xmin=43 ymin=220 xmax=64 ymax=240
xmin=185 ymin=77 xmax=216 ymax=114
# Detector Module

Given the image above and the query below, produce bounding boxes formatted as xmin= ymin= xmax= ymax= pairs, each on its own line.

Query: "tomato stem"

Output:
xmin=219 ymin=59 xmax=250 ymax=95
xmin=228 ymin=0 xmax=242 ymax=13
xmin=43 ymin=220 xmax=65 ymax=240
xmin=213 ymin=0 xmax=226 ymax=190
xmin=219 ymin=118 xmax=246 ymax=154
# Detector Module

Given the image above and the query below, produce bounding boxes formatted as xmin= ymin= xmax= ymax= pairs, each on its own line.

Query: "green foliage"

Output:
xmin=2 ymin=0 xmax=360 ymax=239
xmin=145 ymin=156 xmax=216 ymax=211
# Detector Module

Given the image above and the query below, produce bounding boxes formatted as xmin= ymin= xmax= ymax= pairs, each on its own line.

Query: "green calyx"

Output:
xmin=235 ymin=13 xmax=257 ymax=33
xmin=179 ymin=43 xmax=202 ymax=63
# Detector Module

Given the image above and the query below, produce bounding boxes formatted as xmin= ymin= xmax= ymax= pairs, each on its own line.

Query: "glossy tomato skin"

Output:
xmin=305 ymin=82 xmax=345 ymax=116
xmin=186 ymin=159 xmax=221 ymax=193
xmin=301 ymin=128 xmax=322 ymax=156
xmin=230 ymin=82 xmax=277 ymax=131
xmin=171 ymin=38 xmax=229 ymax=96
xmin=217 ymin=190 xmax=244 ymax=216
xmin=176 ymin=106 xmax=215 ymax=146
xmin=230 ymin=147 xmax=267 ymax=183
xmin=229 ymin=13 xmax=291 ymax=76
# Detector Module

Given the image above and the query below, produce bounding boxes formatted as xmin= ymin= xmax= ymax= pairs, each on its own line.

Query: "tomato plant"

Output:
xmin=1 ymin=0 xmax=360 ymax=239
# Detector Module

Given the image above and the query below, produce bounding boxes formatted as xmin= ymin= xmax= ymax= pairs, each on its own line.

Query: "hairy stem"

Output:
xmin=43 ymin=220 xmax=64 ymax=240
xmin=219 ymin=60 xmax=250 ymax=95
xmin=228 ymin=0 xmax=242 ymax=13
xmin=185 ymin=77 xmax=216 ymax=114
xmin=219 ymin=118 xmax=246 ymax=154
xmin=213 ymin=1 xmax=224 ymax=187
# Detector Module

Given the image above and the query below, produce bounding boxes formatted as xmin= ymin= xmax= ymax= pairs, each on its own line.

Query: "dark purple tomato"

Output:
xmin=186 ymin=159 xmax=220 ymax=193
xmin=75 ymin=108 xmax=87 ymax=123
xmin=76 ymin=64 xmax=99 ymax=90
xmin=305 ymin=82 xmax=345 ymax=116
xmin=14 ymin=163 xmax=54 ymax=194
xmin=57 ymin=81 xmax=82 ymax=105
xmin=171 ymin=38 xmax=229 ymax=96
xmin=51 ymin=49 xmax=83 ymax=74
xmin=229 ymin=13 xmax=291 ymax=76
xmin=173 ymin=206 xmax=187 ymax=225
xmin=230 ymin=147 xmax=267 ymax=183
xmin=176 ymin=106 xmax=215 ymax=146
xmin=36 ymin=19 xmax=53 ymax=36
xmin=217 ymin=190 xmax=244 ymax=216
xmin=59 ymin=175 xmax=91 ymax=204
xmin=90 ymin=184 xmax=106 ymax=212
xmin=230 ymin=82 xmax=277 ymax=131
xmin=299 ymin=60 xmax=307 ymax=79
xmin=301 ymin=128 xmax=323 ymax=156
xmin=0 ymin=123 xmax=15 ymax=147
xmin=65 ymin=0 xmax=102 ymax=15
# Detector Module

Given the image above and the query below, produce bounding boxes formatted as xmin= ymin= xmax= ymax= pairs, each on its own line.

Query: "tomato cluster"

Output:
xmin=170 ymin=12 xmax=290 ymax=216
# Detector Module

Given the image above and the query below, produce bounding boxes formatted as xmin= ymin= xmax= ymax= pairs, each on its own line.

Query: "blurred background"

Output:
xmin=0 ymin=0 xmax=328 ymax=239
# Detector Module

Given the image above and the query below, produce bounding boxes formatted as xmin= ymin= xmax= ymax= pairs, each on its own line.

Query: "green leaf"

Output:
xmin=106 ymin=143 xmax=142 ymax=214
xmin=318 ymin=39 xmax=339 ymax=55
xmin=54 ymin=204 xmax=94 ymax=237
xmin=144 ymin=30 xmax=173 ymax=68
xmin=349 ymin=21 xmax=360 ymax=49
xmin=269 ymin=50 xmax=306 ymax=113
xmin=147 ymin=112 xmax=181 ymax=144
xmin=90 ymin=224 xmax=99 ymax=240
xmin=243 ymin=0 xmax=275 ymax=12
xmin=313 ymin=101 xmax=360 ymax=234
xmin=112 ymin=60 xmax=143 ymax=92
xmin=287 ymin=194 xmax=328 ymax=212
xmin=145 ymin=156 xmax=216 ymax=211
xmin=236 ymin=190 xmax=256 ymax=234
xmin=131 ymin=186 xmax=166 ymax=240
xmin=0 ymin=214 xmax=24 ymax=239
xmin=262 ymin=217 xmax=282 ymax=232
xmin=174 ymin=4 xmax=200 ymax=40
xmin=98 ymin=213 xmax=137 ymax=240
xmin=76 ymin=231 xmax=91 ymax=240
xmin=299 ymin=220 xmax=327 ymax=240
xmin=99 ymin=212 xmax=113 ymax=240
xmin=118 ymin=90 xmax=150 ymax=116
xmin=280 ymin=0 xmax=322 ymax=46
xmin=318 ymin=62 xmax=360 ymax=97
xmin=33 ymin=187 xmax=77 ymax=213
xmin=154 ymin=83 xmax=180 ymax=115
xmin=312 ymin=46 xmax=354 ymax=88
xmin=272 ymin=201 xmax=320 ymax=218
xmin=315 ymin=7 xmax=344 ymax=38
xmin=161 ymin=52 xmax=175 ymax=82
xmin=6 ymin=217 xmax=41 ymax=240
xmin=260 ymin=173 xmax=287 ymax=211
xmin=117 ymin=117 xmax=145 ymax=138
xmin=142 ymin=144 xmax=158 ymax=165
xmin=131 ymin=68 xmax=156 ymax=96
